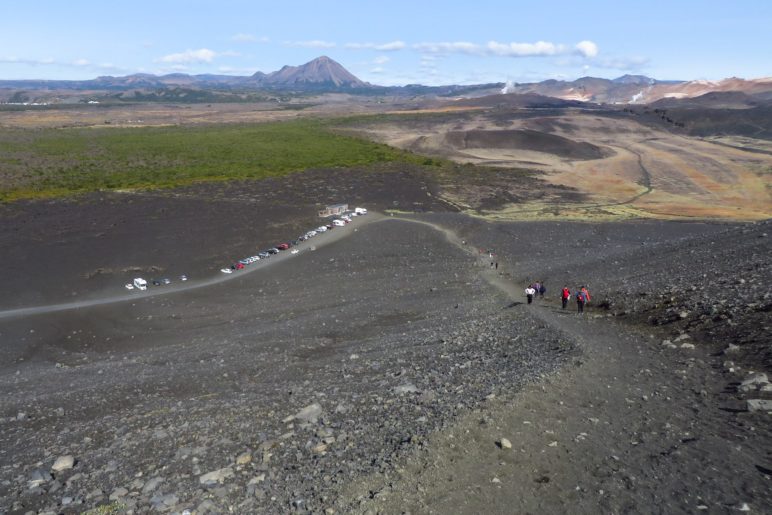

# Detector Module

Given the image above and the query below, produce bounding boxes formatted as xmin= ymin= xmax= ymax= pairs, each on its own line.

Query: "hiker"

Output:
xmin=495 ymin=262 xmax=498 ymax=270
xmin=538 ymin=282 xmax=546 ymax=298
xmin=576 ymin=288 xmax=586 ymax=313
xmin=561 ymin=286 xmax=571 ymax=309
xmin=581 ymin=285 xmax=592 ymax=304
xmin=533 ymin=281 xmax=541 ymax=297
xmin=525 ymin=285 xmax=536 ymax=304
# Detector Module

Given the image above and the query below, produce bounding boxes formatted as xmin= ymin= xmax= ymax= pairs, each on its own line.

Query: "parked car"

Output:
xmin=221 ymin=268 xmax=233 ymax=274
xmin=316 ymin=226 xmax=327 ymax=232
xmin=276 ymin=243 xmax=290 ymax=250
xmin=306 ymin=230 xmax=317 ymax=237
xmin=258 ymin=251 xmax=270 ymax=259
xmin=180 ymin=275 xmax=188 ymax=281
xmin=162 ymin=278 xmax=171 ymax=285
xmin=152 ymin=279 xmax=161 ymax=286
xmin=267 ymin=248 xmax=279 ymax=254
xmin=133 ymin=278 xmax=147 ymax=290
xmin=354 ymin=207 xmax=367 ymax=215
xmin=332 ymin=219 xmax=346 ymax=227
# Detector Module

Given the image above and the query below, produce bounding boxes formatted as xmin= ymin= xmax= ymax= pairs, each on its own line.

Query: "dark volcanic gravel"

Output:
xmin=0 ymin=218 xmax=573 ymax=514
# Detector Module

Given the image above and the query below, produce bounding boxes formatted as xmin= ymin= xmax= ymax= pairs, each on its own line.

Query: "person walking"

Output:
xmin=581 ymin=285 xmax=591 ymax=304
xmin=538 ymin=282 xmax=546 ymax=299
xmin=576 ymin=288 xmax=586 ymax=313
xmin=525 ymin=285 xmax=536 ymax=304
xmin=561 ymin=286 xmax=571 ymax=309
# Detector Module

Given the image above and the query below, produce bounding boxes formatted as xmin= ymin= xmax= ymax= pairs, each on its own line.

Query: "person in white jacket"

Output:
xmin=525 ymin=285 xmax=536 ymax=304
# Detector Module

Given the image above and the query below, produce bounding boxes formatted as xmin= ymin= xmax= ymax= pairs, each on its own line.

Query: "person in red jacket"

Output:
xmin=561 ymin=286 xmax=571 ymax=309
xmin=581 ymin=286 xmax=591 ymax=303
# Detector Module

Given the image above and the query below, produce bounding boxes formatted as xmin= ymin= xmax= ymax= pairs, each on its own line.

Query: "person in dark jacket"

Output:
xmin=576 ymin=288 xmax=586 ymax=313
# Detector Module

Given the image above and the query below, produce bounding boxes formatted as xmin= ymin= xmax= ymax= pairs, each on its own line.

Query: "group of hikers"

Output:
xmin=525 ymin=282 xmax=592 ymax=313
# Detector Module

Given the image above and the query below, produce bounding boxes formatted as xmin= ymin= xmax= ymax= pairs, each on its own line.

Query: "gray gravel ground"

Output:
xmin=0 ymin=217 xmax=573 ymax=514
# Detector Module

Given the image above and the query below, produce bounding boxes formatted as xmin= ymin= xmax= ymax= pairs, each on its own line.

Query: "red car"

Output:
xmin=276 ymin=243 xmax=290 ymax=250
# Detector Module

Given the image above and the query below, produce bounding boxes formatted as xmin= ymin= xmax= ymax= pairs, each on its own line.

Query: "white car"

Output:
xmin=306 ymin=231 xmax=317 ymax=237
xmin=332 ymin=219 xmax=346 ymax=227
xmin=316 ymin=226 xmax=328 ymax=232
xmin=125 ymin=283 xmax=134 ymax=290
xmin=354 ymin=207 xmax=367 ymax=215
xmin=220 ymin=268 xmax=233 ymax=274
xmin=291 ymin=249 xmax=299 ymax=254
xmin=133 ymin=278 xmax=148 ymax=291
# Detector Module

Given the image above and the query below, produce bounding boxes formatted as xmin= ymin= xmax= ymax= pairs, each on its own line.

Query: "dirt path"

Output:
xmin=340 ymin=217 xmax=771 ymax=514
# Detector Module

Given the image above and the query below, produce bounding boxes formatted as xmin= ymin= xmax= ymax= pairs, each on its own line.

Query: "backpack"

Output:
xmin=577 ymin=292 xmax=585 ymax=302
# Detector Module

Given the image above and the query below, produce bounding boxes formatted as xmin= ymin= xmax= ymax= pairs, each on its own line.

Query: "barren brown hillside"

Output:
xmin=351 ymin=110 xmax=772 ymax=221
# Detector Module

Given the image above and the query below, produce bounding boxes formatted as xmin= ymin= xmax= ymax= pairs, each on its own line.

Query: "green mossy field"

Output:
xmin=0 ymin=119 xmax=433 ymax=201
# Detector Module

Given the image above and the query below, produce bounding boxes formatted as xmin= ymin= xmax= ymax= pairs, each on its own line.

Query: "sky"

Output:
xmin=1 ymin=0 xmax=770 ymax=85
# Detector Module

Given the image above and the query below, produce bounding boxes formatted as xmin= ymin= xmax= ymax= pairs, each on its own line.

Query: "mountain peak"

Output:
xmin=263 ymin=56 xmax=367 ymax=88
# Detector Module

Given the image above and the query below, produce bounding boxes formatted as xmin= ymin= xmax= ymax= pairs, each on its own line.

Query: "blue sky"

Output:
xmin=1 ymin=0 xmax=770 ymax=85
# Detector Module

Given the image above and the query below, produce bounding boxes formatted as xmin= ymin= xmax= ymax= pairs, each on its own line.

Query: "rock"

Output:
xmin=28 ymin=469 xmax=50 ymax=488
xmin=199 ymin=467 xmax=234 ymax=485
xmin=109 ymin=487 xmax=128 ymax=501
xmin=142 ymin=476 xmax=165 ymax=494
xmin=197 ymin=499 xmax=219 ymax=513
xmin=723 ymin=344 xmax=740 ymax=354
xmin=498 ymin=438 xmax=512 ymax=449
xmin=51 ymin=455 xmax=75 ymax=472
xmin=151 ymin=493 xmax=179 ymax=509
xmin=739 ymin=373 xmax=769 ymax=392
xmin=235 ymin=452 xmax=252 ymax=465
xmin=746 ymin=399 xmax=772 ymax=412
xmin=680 ymin=342 xmax=695 ymax=349
xmin=492 ymin=477 xmax=501 ymax=483
xmin=294 ymin=403 xmax=323 ymax=423
xmin=548 ymin=441 xmax=558 ymax=447
xmin=248 ymin=473 xmax=266 ymax=485
xmin=312 ymin=443 xmax=328 ymax=454
xmin=394 ymin=383 xmax=419 ymax=395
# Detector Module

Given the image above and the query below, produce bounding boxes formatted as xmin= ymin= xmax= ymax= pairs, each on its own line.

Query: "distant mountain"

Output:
xmin=506 ymin=75 xmax=772 ymax=105
xmin=1 ymin=56 xmax=771 ymax=106
xmin=0 ymin=57 xmax=368 ymax=94
xmin=261 ymin=56 xmax=368 ymax=88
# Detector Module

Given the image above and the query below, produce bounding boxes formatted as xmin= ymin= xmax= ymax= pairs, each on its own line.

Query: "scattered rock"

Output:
xmin=394 ymin=383 xmax=419 ymax=395
xmin=199 ymin=467 xmax=234 ymax=485
xmin=294 ymin=403 xmax=323 ymax=423
xmin=739 ymin=373 xmax=769 ymax=392
xmin=51 ymin=455 xmax=75 ymax=472
xmin=746 ymin=399 xmax=772 ymax=412
xmin=109 ymin=487 xmax=128 ymax=501
xmin=498 ymin=438 xmax=512 ymax=449
xmin=235 ymin=452 xmax=252 ymax=465
xmin=141 ymin=476 xmax=165 ymax=494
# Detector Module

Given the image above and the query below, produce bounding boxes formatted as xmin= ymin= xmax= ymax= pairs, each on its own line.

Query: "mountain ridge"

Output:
xmin=1 ymin=56 xmax=771 ymax=104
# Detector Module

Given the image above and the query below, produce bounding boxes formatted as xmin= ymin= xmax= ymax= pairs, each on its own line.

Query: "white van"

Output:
xmin=354 ymin=207 xmax=367 ymax=215
xmin=133 ymin=277 xmax=148 ymax=291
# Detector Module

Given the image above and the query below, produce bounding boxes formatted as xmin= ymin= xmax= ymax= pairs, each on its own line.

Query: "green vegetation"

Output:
xmin=0 ymin=119 xmax=435 ymax=201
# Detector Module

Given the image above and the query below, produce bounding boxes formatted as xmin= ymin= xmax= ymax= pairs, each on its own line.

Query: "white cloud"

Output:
xmin=413 ymin=39 xmax=600 ymax=59
xmin=284 ymin=40 xmax=336 ymax=48
xmin=575 ymin=40 xmax=599 ymax=58
xmin=232 ymin=33 xmax=257 ymax=42
xmin=487 ymin=40 xmax=563 ymax=56
xmin=413 ymin=41 xmax=482 ymax=55
xmin=158 ymin=48 xmax=217 ymax=64
xmin=345 ymin=40 xmax=406 ymax=51
xmin=73 ymin=58 xmax=90 ymax=66
xmin=373 ymin=55 xmax=390 ymax=65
